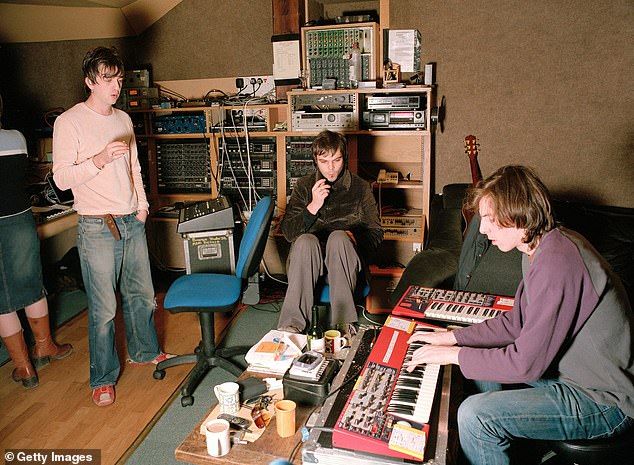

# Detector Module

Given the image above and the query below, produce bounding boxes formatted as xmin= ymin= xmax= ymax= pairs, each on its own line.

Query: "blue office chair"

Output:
xmin=316 ymin=273 xmax=371 ymax=332
xmin=316 ymin=279 xmax=371 ymax=306
xmin=153 ymin=196 xmax=275 ymax=407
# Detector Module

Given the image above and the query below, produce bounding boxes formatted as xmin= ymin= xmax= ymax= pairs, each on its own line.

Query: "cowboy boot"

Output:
xmin=1 ymin=331 xmax=38 ymax=388
xmin=28 ymin=315 xmax=73 ymax=368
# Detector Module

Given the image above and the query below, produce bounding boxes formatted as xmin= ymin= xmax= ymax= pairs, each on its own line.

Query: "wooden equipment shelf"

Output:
xmin=130 ymin=86 xmax=433 ymax=290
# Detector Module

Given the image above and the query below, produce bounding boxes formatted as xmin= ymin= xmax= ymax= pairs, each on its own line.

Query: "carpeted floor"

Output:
xmin=121 ymin=282 xmax=388 ymax=465
xmin=122 ymin=298 xmax=284 ymax=465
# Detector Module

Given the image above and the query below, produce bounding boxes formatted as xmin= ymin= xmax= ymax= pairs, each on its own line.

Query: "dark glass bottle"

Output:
xmin=307 ymin=305 xmax=324 ymax=350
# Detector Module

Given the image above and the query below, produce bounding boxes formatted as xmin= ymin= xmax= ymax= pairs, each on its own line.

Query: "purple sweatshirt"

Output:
xmin=454 ymin=228 xmax=634 ymax=417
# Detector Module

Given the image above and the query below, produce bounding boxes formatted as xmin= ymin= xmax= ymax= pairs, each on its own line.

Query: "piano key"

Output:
xmin=388 ymin=361 xmax=440 ymax=424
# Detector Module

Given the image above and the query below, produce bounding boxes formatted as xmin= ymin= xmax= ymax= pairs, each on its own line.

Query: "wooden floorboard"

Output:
xmin=0 ymin=289 xmax=241 ymax=465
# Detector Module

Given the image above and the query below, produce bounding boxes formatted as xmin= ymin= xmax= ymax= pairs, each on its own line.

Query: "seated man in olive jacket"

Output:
xmin=277 ymin=130 xmax=383 ymax=338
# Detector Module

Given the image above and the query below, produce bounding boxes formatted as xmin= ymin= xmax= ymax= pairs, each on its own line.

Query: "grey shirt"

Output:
xmin=455 ymin=228 xmax=634 ymax=417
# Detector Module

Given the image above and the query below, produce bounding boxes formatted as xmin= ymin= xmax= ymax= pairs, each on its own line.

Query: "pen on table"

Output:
xmin=370 ymin=327 xmax=378 ymax=348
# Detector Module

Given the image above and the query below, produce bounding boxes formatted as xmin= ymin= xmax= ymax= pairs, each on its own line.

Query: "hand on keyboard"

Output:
xmin=407 ymin=329 xmax=457 ymax=346
xmin=405 ymin=345 xmax=460 ymax=371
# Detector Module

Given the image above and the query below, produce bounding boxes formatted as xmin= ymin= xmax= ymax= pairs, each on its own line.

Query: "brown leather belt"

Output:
xmin=81 ymin=214 xmax=125 ymax=240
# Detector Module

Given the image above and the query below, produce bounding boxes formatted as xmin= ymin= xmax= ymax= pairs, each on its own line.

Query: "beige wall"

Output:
xmin=1 ymin=0 xmax=632 ymax=207
xmin=0 ymin=0 xmax=272 ymax=130
xmin=391 ymin=0 xmax=634 ymax=207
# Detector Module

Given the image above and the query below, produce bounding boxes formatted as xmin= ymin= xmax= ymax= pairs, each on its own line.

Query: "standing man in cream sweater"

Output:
xmin=53 ymin=46 xmax=171 ymax=407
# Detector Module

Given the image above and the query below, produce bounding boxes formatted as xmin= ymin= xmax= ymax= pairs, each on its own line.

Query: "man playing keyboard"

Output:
xmin=405 ymin=165 xmax=634 ymax=465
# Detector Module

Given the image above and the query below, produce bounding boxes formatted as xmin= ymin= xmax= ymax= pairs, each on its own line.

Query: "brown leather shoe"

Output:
xmin=1 ymin=331 xmax=38 ymax=389
xmin=28 ymin=315 xmax=73 ymax=368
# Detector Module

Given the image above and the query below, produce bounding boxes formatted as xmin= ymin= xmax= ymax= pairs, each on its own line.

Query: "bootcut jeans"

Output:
xmin=78 ymin=213 xmax=160 ymax=389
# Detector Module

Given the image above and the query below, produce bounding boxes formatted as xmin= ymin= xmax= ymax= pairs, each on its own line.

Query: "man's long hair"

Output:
xmin=466 ymin=165 xmax=555 ymax=249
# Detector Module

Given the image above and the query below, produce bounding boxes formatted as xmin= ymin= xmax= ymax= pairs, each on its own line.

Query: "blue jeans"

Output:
xmin=458 ymin=379 xmax=634 ymax=465
xmin=78 ymin=213 xmax=160 ymax=389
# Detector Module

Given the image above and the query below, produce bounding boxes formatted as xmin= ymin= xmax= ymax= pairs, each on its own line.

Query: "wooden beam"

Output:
xmin=272 ymin=0 xmax=304 ymax=35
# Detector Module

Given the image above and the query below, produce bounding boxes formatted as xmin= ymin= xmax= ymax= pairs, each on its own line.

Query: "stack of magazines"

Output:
xmin=245 ymin=330 xmax=306 ymax=376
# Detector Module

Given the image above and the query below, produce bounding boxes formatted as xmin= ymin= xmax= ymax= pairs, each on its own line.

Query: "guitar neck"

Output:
xmin=464 ymin=134 xmax=482 ymax=187
xmin=469 ymin=156 xmax=482 ymax=187
xmin=462 ymin=135 xmax=482 ymax=235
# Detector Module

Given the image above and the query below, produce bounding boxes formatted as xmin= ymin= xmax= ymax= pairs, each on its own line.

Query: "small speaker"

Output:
xmin=424 ymin=63 xmax=435 ymax=85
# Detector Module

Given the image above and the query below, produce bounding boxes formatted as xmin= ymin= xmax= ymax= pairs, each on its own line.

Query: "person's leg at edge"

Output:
xmin=78 ymin=216 xmax=120 ymax=391
xmin=0 ymin=312 xmax=38 ymax=388
xmin=458 ymin=379 xmax=634 ymax=465
xmin=325 ymin=230 xmax=361 ymax=328
xmin=277 ymin=233 xmax=323 ymax=332
xmin=26 ymin=297 xmax=73 ymax=367
xmin=118 ymin=215 xmax=160 ymax=363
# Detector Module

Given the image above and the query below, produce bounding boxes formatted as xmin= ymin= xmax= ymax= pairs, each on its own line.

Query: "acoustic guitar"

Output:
xmin=462 ymin=135 xmax=483 ymax=233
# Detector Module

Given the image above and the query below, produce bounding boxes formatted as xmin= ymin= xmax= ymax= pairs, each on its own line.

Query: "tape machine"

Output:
xmin=292 ymin=111 xmax=357 ymax=132
xmin=362 ymin=110 xmax=425 ymax=129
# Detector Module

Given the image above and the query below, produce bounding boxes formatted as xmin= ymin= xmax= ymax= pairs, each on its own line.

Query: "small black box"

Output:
xmin=182 ymin=229 xmax=236 ymax=274
xmin=237 ymin=376 xmax=267 ymax=402
xmin=282 ymin=359 xmax=339 ymax=406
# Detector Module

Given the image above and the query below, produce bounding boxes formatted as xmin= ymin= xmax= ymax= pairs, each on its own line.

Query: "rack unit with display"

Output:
xmin=129 ymin=103 xmax=288 ymax=212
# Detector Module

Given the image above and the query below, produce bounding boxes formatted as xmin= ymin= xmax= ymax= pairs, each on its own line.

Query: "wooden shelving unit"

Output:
xmin=129 ymin=103 xmax=288 ymax=212
xmin=131 ymin=87 xmax=432 ymax=316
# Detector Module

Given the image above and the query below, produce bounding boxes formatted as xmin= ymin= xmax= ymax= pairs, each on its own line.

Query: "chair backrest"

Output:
xmin=235 ymin=196 xmax=274 ymax=280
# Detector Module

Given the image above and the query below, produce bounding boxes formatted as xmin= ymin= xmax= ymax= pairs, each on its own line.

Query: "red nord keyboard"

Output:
xmin=332 ymin=316 xmax=443 ymax=461
xmin=393 ymin=285 xmax=515 ymax=325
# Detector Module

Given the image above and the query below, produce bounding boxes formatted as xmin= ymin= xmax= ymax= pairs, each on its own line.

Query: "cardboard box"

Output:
xmin=366 ymin=266 xmax=404 ymax=314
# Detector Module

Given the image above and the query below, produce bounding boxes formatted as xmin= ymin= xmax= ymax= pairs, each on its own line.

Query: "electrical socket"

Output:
xmin=236 ymin=75 xmax=275 ymax=97
xmin=412 ymin=242 xmax=422 ymax=253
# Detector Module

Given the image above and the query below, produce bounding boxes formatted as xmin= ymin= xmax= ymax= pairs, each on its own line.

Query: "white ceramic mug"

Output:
xmin=324 ymin=329 xmax=346 ymax=355
xmin=204 ymin=418 xmax=231 ymax=457
xmin=213 ymin=381 xmax=240 ymax=415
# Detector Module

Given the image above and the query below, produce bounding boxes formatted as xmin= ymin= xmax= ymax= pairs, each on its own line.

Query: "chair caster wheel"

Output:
xmin=181 ymin=396 xmax=194 ymax=407
xmin=153 ymin=370 xmax=165 ymax=380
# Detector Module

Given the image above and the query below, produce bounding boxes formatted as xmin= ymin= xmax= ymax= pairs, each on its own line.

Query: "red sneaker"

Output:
xmin=92 ymin=385 xmax=115 ymax=407
xmin=126 ymin=352 xmax=175 ymax=366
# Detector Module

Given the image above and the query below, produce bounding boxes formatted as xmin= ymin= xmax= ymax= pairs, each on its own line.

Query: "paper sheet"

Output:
xmin=387 ymin=29 xmax=421 ymax=72
xmin=273 ymin=40 xmax=301 ymax=80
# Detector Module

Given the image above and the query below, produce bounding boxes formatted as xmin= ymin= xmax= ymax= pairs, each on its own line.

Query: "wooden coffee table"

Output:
xmin=175 ymin=371 xmax=312 ymax=465
xmin=176 ymin=327 xmax=459 ymax=465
